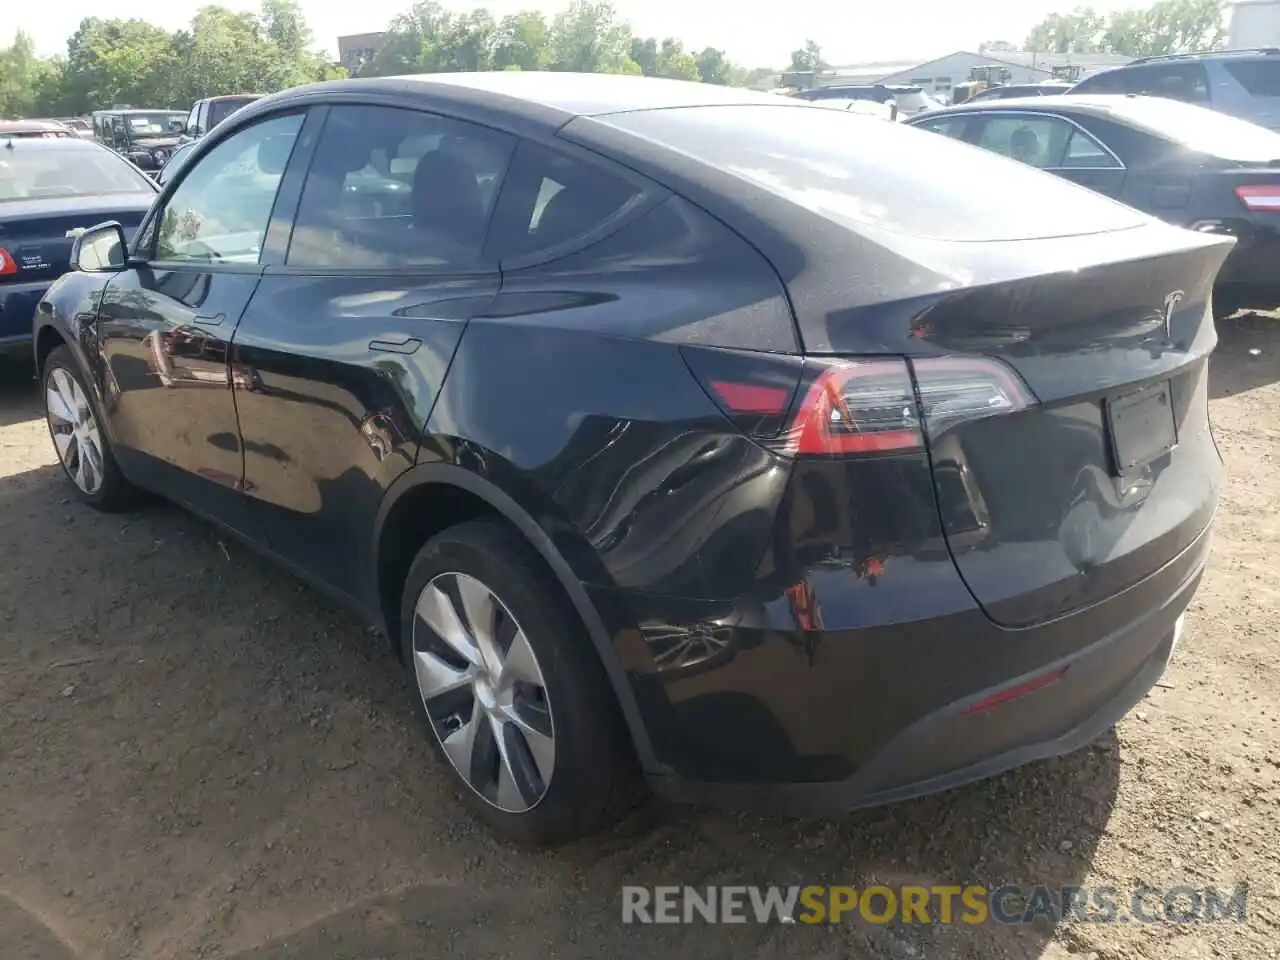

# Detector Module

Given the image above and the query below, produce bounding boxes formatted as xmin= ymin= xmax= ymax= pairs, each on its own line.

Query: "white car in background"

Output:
xmin=811 ymin=97 xmax=898 ymax=121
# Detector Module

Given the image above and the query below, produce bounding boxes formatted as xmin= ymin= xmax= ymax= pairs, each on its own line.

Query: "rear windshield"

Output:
xmin=0 ymin=147 xmax=154 ymax=202
xmin=125 ymin=113 xmax=186 ymax=136
xmin=600 ymin=104 xmax=1147 ymax=241
xmin=1106 ymin=96 xmax=1280 ymax=161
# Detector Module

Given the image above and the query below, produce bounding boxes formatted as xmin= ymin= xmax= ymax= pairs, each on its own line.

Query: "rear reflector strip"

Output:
xmin=960 ymin=666 xmax=1068 ymax=716
xmin=708 ymin=380 xmax=790 ymax=415
xmin=1235 ymin=185 xmax=1280 ymax=211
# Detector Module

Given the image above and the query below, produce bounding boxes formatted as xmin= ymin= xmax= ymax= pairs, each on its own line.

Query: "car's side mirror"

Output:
xmin=72 ymin=221 xmax=128 ymax=273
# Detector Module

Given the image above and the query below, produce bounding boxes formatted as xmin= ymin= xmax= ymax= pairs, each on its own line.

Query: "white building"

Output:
xmin=794 ymin=50 xmax=1133 ymax=100
xmin=1227 ymin=0 xmax=1280 ymax=47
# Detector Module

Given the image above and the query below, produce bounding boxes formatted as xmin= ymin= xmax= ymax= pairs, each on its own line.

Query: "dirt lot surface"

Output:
xmin=1 ymin=318 xmax=1278 ymax=960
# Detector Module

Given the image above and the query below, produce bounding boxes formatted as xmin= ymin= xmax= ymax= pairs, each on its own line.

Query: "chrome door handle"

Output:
xmin=194 ymin=313 xmax=225 ymax=327
xmin=369 ymin=336 xmax=422 ymax=355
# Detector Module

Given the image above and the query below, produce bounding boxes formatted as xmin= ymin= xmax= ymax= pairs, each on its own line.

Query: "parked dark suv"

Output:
xmin=1069 ymin=48 xmax=1280 ymax=131
xmin=184 ymin=94 xmax=263 ymax=139
xmin=91 ymin=109 xmax=188 ymax=173
xmin=35 ymin=73 xmax=1228 ymax=845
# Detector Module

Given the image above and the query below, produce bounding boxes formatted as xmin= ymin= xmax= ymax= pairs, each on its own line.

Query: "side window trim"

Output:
xmin=132 ymin=107 xmax=311 ymax=272
xmin=970 ymin=110 xmax=1125 ymax=171
xmin=482 ymin=135 xmax=667 ymax=272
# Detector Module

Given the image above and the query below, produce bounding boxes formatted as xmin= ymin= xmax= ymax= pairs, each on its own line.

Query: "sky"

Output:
xmin=11 ymin=0 xmax=1149 ymax=68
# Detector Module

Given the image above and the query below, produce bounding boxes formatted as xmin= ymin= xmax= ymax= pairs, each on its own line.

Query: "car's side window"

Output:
xmin=185 ymin=103 xmax=201 ymax=137
xmin=1224 ymin=59 xmax=1280 ymax=97
xmin=152 ymin=112 xmax=303 ymax=265
xmin=1126 ymin=63 xmax=1211 ymax=103
xmin=913 ymin=116 xmax=970 ymax=140
xmin=1073 ymin=70 xmax=1128 ymax=95
xmin=1060 ymin=128 xmax=1121 ymax=169
xmin=973 ymin=115 xmax=1074 ymax=169
xmin=485 ymin=141 xmax=644 ymax=262
xmin=286 ymin=105 xmax=515 ymax=271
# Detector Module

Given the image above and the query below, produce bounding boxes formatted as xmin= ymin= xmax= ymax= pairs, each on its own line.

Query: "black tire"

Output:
xmin=400 ymin=519 xmax=645 ymax=845
xmin=41 ymin=346 xmax=139 ymax=511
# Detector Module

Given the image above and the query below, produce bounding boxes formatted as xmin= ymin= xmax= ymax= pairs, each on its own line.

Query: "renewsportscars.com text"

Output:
xmin=621 ymin=884 xmax=1249 ymax=926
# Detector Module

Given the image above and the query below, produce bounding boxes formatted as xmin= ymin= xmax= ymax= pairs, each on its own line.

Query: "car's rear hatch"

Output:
xmin=873 ymin=226 xmax=1232 ymax=627
xmin=0 ymin=195 xmax=150 ymax=285
xmin=578 ymin=104 xmax=1235 ymax=627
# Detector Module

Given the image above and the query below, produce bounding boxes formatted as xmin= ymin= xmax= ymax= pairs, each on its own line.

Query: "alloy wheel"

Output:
xmin=45 ymin=367 xmax=105 ymax=496
xmin=412 ymin=572 xmax=556 ymax=813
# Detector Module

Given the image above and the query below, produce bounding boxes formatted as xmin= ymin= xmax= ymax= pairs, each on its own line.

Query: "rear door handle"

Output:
xmin=194 ymin=313 xmax=225 ymax=327
xmin=369 ymin=336 xmax=422 ymax=355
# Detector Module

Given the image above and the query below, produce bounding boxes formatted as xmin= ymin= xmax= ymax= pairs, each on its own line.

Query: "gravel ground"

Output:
xmin=0 ymin=316 xmax=1277 ymax=960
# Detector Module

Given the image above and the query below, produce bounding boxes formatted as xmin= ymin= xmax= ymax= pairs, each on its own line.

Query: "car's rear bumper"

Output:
xmin=0 ymin=279 xmax=51 ymax=351
xmin=595 ymin=516 xmax=1211 ymax=815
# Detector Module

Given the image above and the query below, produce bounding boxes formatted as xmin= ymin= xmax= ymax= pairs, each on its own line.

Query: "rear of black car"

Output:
xmin=0 ymin=140 xmax=154 ymax=350
xmin=1097 ymin=96 xmax=1280 ymax=314
xmin=571 ymin=104 xmax=1232 ymax=808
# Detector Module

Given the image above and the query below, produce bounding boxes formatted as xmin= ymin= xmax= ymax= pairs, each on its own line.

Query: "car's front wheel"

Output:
xmin=42 ymin=346 xmax=137 ymax=511
xmin=400 ymin=520 xmax=643 ymax=845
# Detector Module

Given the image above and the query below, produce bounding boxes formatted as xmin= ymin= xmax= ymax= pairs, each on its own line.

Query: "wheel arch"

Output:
xmin=372 ymin=461 xmax=658 ymax=771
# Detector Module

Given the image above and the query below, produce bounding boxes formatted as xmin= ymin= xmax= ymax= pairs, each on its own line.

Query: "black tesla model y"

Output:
xmin=34 ymin=73 xmax=1231 ymax=845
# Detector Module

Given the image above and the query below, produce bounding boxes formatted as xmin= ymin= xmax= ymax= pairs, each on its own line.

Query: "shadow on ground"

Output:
xmin=1211 ymin=312 xmax=1280 ymax=401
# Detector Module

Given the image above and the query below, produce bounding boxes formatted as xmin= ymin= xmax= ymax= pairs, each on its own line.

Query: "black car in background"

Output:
xmin=908 ymin=94 xmax=1280 ymax=317
xmin=35 ymin=73 xmax=1229 ymax=844
xmin=0 ymin=137 xmax=156 ymax=352
xmin=963 ymin=81 xmax=1075 ymax=102
xmin=184 ymin=94 xmax=264 ymax=140
xmin=91 ymin=109 xmax=188 ymax=174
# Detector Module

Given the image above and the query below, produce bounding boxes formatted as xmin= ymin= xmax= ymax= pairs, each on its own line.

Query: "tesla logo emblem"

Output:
xmin=1163 ymin=290 xmax=1184 ymax=340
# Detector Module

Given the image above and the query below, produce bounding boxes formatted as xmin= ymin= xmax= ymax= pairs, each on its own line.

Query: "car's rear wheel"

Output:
xmin=42 ymin=346 xmax=137 ymax=511
xmin=400 ymin=520 xmax=643 ymax=845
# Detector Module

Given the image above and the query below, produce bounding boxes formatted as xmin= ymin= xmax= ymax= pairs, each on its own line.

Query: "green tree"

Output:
xmin=1103 ymin=0 xmax=1225 ymax=56
xmin=654 ymin=38 xmax=699 ymax=79
xmin=64 ymin=18 xmax=180 ymax=110
xmin=0 ymin=31 xmax=41 ymax=117
xmin=260 ymin=0 xmax=310 ymax=60
xmin=548 ymin=1 xmax=639 ymax=74
xmin=695 ymin=47 xmax=731 ymax=84
xmin=362 ymin=0 xmax=456 ymax=76
xmin=493 ymin=11 xmax=550 ymax=70
xmin=1024 ymin=7 xmax=1107 ymax=52
xmin=629 ymin=36 xmax=659 ymax=75
xmin=788 ymin=39 xmax=824 ymax=73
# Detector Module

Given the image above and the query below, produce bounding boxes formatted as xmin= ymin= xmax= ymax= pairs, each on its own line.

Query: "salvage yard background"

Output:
xmin=0 ymin=316 xmax=1277 ymax=960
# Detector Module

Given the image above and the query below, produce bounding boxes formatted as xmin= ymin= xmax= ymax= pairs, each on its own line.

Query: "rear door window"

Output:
xmin=973 ymin=114 xmax=1074 ymax=169
xmin=1061 ymin=128 xmax=1121 ymax=168
xmin=485 ymin=142 xmax=644 ymax=262
xmin=1072 ymin=69 xmax=1129 ymax=94
xmin=286 ymin=105 xmax=515 ymax=270
xmin=1124 ymin=62 xmax=1211 ymax=103
xmin=1224 ymin=59 xmax=1280 ymax=96
xmin=912 ymin=115 xmax=972 ymax=139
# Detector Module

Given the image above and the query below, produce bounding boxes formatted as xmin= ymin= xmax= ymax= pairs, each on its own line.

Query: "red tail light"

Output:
xmin=0 ymin=248 xmax=17 ymax=277
xmin=682 ymin=345 xmax=1034 ymax=457
xmin=787 ymin=359 xmax=923 ymax=454
xmin=1234 ymin=185 xmax=1280 ymax=212
xmin=781 ymin=356 xmax=1035 ymax=456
